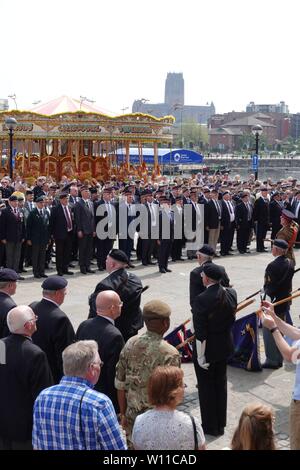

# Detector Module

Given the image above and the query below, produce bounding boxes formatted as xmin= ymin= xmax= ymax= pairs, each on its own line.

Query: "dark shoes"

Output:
xmin=262 ymin=362 xmax=282 ymax=370
xmin=63 ymin=270 xmax=74 ymax=275
xmin=165 ymin=268 xmax=172 ymax=272
xmin=203 ymin=427 xmax=224 ymax=437
xmin=80 ymin=269 xmax=87 ymax=274
xmin=40 ymin=274 xmax=48 ymax=278
xmin=159 ymin=269 xmax=166 ymax=273
xmin=86 ymin=269 xmax=96 ymax=274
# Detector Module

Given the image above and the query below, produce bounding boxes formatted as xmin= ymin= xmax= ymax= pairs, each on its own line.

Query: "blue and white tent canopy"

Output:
xmin=115 ymin=148 xmax=204 ymax=165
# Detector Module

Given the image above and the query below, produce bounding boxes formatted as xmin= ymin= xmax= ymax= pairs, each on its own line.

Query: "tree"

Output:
xmin=173 ymin=118 xmax=208 ymax=150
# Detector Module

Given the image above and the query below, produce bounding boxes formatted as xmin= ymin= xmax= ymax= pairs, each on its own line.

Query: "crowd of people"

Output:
xmin=1 ymin=169 xmax=300 ymax=451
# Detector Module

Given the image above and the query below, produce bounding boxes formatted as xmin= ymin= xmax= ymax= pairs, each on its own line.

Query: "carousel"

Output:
xmin=0 ymin=96 xmax=174 ymax=183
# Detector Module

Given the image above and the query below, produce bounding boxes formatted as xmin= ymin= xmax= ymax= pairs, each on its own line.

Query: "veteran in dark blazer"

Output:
xmin=88 ymin=249 xmax=144 ymax=342
xmin=74 ymin=187 xmax=95 ymax=274
xmin=30 ymin=276 xmax=75 ymax=383
xmin=0 ymin=195 xmax=26 ymax=272
xmin=26 ymin=196 xmax=50 ymax=278
xmin=192 ymin=263 xmax=237 ymax=437
xmin=0 ymin=268 xmax=19 ymax=338
xmin=0 ymin=305 xmax=53 ymax=449
xmin=49 ymin=193 xmax=73 ymax=276
xmin=189 ymin=245 xmax=230 ymax=308
xmin=76 ymin=290 xmax=124 ymax=412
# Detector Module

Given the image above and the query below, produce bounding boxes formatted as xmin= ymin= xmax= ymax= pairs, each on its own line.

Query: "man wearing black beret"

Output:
xmin=30 ymin=276 xmax=75 ymax=383
xmin=0 ymin=268 xmax=19 ymax=338
xmin=88 ymin=249 xmax=144 ymax=342
xmin=189 ymin=244 xmax=230 ymax=308
xmin=192 ymin=262 xmax=237 ymax=437
xmin=262 ymin=239 xmax=295 ymax=369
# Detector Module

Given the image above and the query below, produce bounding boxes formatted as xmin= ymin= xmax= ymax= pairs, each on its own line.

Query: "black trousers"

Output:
xmin=96 ymin=238 xmax=114 ymax=269
xmin=237 ymin=223 xmax=251 ymax=253
xmin=78 ymin=234 xmax=93 ymax=270
xmin=32 ymin=243 xmax=47 ymax=276
xmin=55 ymin=233 xmax=73 ymax=274
xmin=141 ymin=238 xmax=156 ymax=265
xmin=158 ymin=239 xmax=172 ymax=270
xmin=220 ymin=223 xmax=234 ymax=255
xmin=256 ymin=223 xmax=268 ymax=251
xmin=194 ymin=358 xmax=227 ymax=434
xmin=119 ymin=237 xmax=134 ymax=262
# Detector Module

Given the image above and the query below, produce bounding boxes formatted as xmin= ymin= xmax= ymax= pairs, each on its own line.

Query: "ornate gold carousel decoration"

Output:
xmin=0 ymin=96 xmax=174 ymax=181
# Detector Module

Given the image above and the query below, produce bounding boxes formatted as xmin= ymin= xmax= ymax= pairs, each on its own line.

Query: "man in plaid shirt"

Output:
xmin=32 ymin=340 xmax=126 ymax=450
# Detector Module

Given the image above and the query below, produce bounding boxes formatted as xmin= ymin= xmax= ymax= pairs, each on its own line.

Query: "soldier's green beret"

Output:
xmin=143 ymin=300 xmax=171 ymax=320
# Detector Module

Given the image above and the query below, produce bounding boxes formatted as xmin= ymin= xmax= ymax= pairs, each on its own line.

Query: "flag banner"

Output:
xmin=228 ymin=312 xmax=262 ymax=372
xmin=164 ymin=324 xmax=194 ymax=363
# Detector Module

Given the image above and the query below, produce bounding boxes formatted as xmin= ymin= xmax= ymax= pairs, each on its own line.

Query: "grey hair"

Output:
xmin=62 ymin=340 xmax=99 ymax=377
xmin=201 ymin=254 xmax=213 ymax=262
xmin=7 ymin=305 xmax=35 ymax=333
xmin=0 ymin=281 xmax=9 ymax=290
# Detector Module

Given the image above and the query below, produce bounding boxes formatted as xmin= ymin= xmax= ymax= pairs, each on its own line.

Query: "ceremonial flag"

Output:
xmin=228 ymin=312 xmax=262 ymax=372
xmin=164 ymin=324 xmax=194 ymax=363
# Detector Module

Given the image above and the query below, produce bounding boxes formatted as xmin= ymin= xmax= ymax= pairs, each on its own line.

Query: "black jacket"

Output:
xmin=253 ymin=196 xmax=269 ymax=225
xmin=0 ymin=206 xmax=25 ymax=243
xmin=88 ymin=268 xmax=144 ymax=341
xmin=264 ymin=255 xmax=294 ymax=314
xmin=0 ymin=292 xmax=16 ymax=338
xmin=49 ymin=203 xmax=73 ymax=240
xmin=76 ymin=316 xmax=124 ymax=410
xmin=0 ymin=334 xmax=53 ymax=441
xmin=192 ymin=284 xmax=237 ymax=362
xmin=189 ymin=261 xmax=230 ymax=308
xmin=74 ymin=199 xmax=95 ymax=235
xmin=30 ymin=299 xmax=75 ymax=383
xmin=26 ymin=208 xmax=50 ymax=245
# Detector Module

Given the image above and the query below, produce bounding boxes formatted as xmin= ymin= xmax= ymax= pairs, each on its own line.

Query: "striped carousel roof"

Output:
xmin=30 ymin=95 xmax=113 ymax=115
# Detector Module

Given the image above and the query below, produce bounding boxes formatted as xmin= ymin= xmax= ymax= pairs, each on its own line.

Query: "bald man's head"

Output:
xmin=96 ymin=291 xmax=122 ymax=320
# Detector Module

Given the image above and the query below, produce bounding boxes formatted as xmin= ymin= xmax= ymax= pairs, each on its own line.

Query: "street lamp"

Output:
xmin=5 ymin=117 xmax=18 ymax=179
xmin=251 ymin=124 xmax=263 ymax=180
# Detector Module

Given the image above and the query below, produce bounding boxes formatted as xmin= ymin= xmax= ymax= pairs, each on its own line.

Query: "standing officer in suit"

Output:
xmin=206 ymin=189 xmax=222 ymax=252
xmin=0 ymin=195 xmax=25 ymax=275
xmin=95 ymin=187 xmax=116 ymax=271
xmin=76 ymin=290 xmax=124 ymax=412
xmin=74 ymin=186 xmax=96 ymax=274
xmin=262 ymin=239 xmax=295 ymax=369
xmin=0 ymin=268 xmax=19 ymax=338
xmin=235 ymin=192 xmax=252 ymax=254
xmin=49 ymin=193 xmax=74 ymax=276
xmin=220 ymin=191 xmax=235 ymax=256
xmin=189 ymin=245 xmax=230 ymax=308
xmin=88 ymin=249 xmax=144 ymax=342
xmin=30 ymin=276 xmax=75 ymax=383
xmin=253 ymin=187 xmax=270 ymax=252
xmin=269 ymin=191 xmax=283 ymax=240
xmin=157 ymin=196 xmax=174 ymax=273
xmin=171 ymin=196 xmax=185 ymax=262
xmin=0 ymin=305 xmax=53 ymax=449
xmin=118 ymin=187 xmax=136 ymax=267
xmin=26 ymin=196 xmax=50 ymax=279
xmin=192 ymin=263 xmax=237 ymax=436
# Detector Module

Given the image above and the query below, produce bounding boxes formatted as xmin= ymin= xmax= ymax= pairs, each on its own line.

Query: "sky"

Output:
xmin=1 ymin=0 xmax=299 ymax=115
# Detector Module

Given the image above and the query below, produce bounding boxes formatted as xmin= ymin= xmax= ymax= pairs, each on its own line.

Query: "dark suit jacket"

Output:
xmin=0 ymin=206 xmax=25 ymax=242
xmin=94 ymin=200 xmax=116 ymax=234
xmin=30 ymin=298 xmax=75 ymax=383
xmin=235 ymin=201 xmax=252 ymax=227
xmin=264 ymin=255 xmax=294 ymax=314
xmin=0 ymin=334 xmax=53 ymax=441
xmin=26 ymin=208 xmax=50 ymax=245
xmin=88 ymin=268 xmax=144 ymax=340
xmin=192 ymin=284 xmax=237 ymax=363
xmin=49 ymin=203 xmax=72 ymax=240
xmin=189 ymin=261 xmax=230 ymax=308
xmin=253 ymin=196 xmax=269 ymax=225
xmin=0 ymin=292 xmax=16 ymax=338
xmin=269 ymin=200 xmax=282 ymax=232
xmin=76 ymin=316 xmax=124 ymax=410
xmin=206 ymin=200 xmax=221 ymax=229
xmin=74 ymin=199 xmax=95 ymax=235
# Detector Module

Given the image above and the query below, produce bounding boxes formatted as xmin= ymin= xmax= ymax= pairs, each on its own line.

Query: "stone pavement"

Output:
xmin=13 ymin=243 xmax=300 ymax=450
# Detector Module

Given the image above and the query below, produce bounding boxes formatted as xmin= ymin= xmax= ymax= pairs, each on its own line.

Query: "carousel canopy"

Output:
xmin=30 ymin=95 xmax=112 ymax=116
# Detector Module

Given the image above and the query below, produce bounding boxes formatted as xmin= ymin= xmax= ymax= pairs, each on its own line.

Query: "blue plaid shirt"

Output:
xmin=32 ymin=376 xmax=127 ymax=450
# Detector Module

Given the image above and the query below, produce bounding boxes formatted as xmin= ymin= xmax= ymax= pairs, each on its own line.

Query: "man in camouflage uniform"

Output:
xmin=276 ymin=209 xmax=299 ymax=265
xmin=115 ymin=300 xmax=181 ymax=441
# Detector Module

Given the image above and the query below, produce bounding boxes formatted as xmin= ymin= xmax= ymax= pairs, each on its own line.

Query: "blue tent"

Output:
xmin=115 ymin=148 xmax=203 ymax=165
